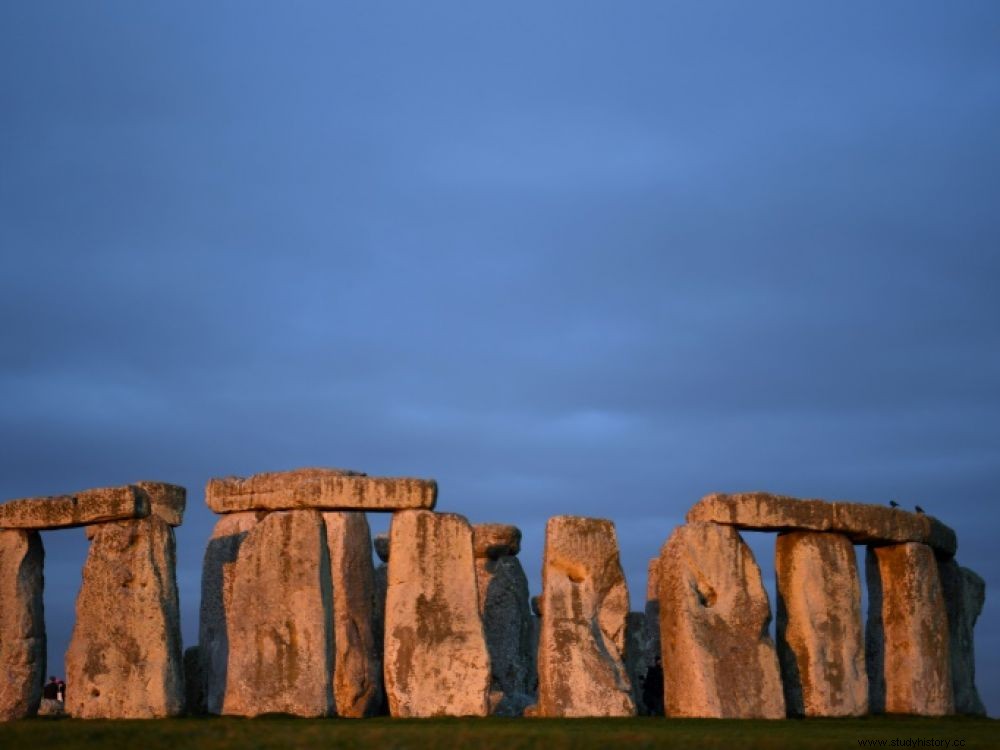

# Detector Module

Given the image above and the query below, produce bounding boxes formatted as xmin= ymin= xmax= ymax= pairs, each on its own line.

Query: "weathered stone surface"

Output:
xmin=372 ymin=559 xmax=388 ymax=715
xmin=775 ymin=531 xmax=867 ymax=717
xmin=0 ymin=486 xmax=148 ymax=530
xmin=183 ymin=646 xmax=203 ymax=715
xmin=133 ymin=481 xmax=186 ymax=526
xmin=374 ymin=532 xmax=390 ymax=563
xmin=866 ymin=543 xmax=953 ymax=716
xmin=474 ymin=537 xmax=535 ymax=716
xmin=687 ymin=492 xmax=956 ymax=556
xmin=536 ymin=515 xmax=634 ymax=717
xmin=198 ymin=511 xmax=262 ymax=714
xmin=206 ymin=468 xmax=436 ymax=513
xmin=0 ymin=529 xmax=45 ymax=721
xmin=625 ymin=612 xmax=661 ymax=716
xmin=65 ymin=516 xmax=184 ymax=718
xmin=323 ymin=511 xmax=381 ymax=718
xmin=223 ymin=510 xmax=334 ymax=717
xmin=937 ymin=560 xmax=986 ymax=716
xmin=639 ymin=557 xmax=664 ymax=716
xmin=384 ymin=510 xmax=490 ymax=717
xmin=473 ymin=523 xmax=521 ymax=558
xmin=659 ymin=522 xmax=784 ymax=719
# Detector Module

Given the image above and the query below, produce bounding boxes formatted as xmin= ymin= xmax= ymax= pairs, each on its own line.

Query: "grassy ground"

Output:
xmin=0 ymin=716 xmax=996 ymax=750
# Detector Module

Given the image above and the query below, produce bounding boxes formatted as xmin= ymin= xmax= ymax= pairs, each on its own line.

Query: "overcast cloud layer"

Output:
xmin=2 ymin=1 xmax=998 ymax=715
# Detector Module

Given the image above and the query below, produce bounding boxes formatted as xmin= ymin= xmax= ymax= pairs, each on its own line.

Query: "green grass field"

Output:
xmin=0 ymin=716 xmax=995 ymax=750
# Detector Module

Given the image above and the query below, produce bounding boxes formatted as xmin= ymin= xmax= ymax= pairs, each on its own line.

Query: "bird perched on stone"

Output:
xmin=915 ymin=505 xmax=925 ymax=514
xmin=889 ymin=500 xmax=899 ymax=508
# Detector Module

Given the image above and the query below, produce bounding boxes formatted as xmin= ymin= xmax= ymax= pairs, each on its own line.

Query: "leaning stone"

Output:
xmin=206 ymin=468 xmax=436 ymax=513
xmin=473 ymin=532 xmax=535 ymax=715
xmin=133 ymin=481 xmax=186 ymax=526
xmin=65 ymin=516 xmax=184 ymax=718
xmin=383 ymin=510 xmax=490 ymax=717
xmin=223 ymin=510 xmax=334 ymax=717
xmin=776 ymin=531 xmax=867 ymax=717
xmin=659 ymin=522 xmax=785 ymax=718
xmin=536 ymin=515 xmax=634 ymax=717
xmin=0 ymin=529 xmax=45 ymax=721
xmin=866 ymin=543 xmax=953 ymax=716
xmin=183 ymin=646 xmax=203 ymax=715
xmin=473 ymin=523 xmax=521 ymax=558
xmin=198 ymin=511 xmax=262 ymax=714
xmin=324 ymin=512 xmax=381 ymax=718
xmin=374 ymin=532 xmax=390 ymax=563
xmin=687 ymin=492 xmax=956 ymax=557
xmin=0 ymin=486 xmax=148 ymax=530
xmin=937 ymin=559 xmax=985 ymax=715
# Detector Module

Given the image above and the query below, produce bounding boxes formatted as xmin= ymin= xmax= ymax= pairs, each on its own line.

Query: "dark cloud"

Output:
xmin=2 ymin=1 xmax=998 ymax=715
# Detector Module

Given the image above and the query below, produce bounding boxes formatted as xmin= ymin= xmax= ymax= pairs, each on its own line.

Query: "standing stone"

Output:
xmin=775 ymin=531 xmax=867 ymax=717
xmin=65 ymin=516 xmax=184 ymax=718
xmin=659 ymin=522 xmax=784 ymax=719
xmin=372 ymin=532 xmax=389 ymax=700
xmin=937 ymin=560 xmax=986 ymax=715
xmin=198 ymin=511 xmax=261 ymax=714
xmin=223 ymin=510 xmax=334 ymax=717
xmin=866 ymin=543 xmax=953 ymax=716
xmin=384 ymin=510 xmax=490 ymax=717
xmin=535 ymin=515 xmax=634 ymax=717
xmin=625 ymin=611 xmax=660 ymax=715
xmin=323 ymin=511 xmax=381 ymax=718
xmin=0 ymin=530 xmax=45 ymax=721
xmin=642 ymin=557 xmax=664 ymax=715
xmin=473 ymin=523 xmax=535 ymax=716
xmin=183 ymin=646 xmax=203 ymax=715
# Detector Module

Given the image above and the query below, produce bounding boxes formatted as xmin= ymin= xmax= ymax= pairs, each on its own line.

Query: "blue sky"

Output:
xmin=2 ymin=2 xmax=998 ymax=715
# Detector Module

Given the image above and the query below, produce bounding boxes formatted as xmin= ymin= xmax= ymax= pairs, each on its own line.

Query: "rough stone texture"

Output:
xmin=65 ymin=516 xmax=184 ymax=718
xmin=536 ymin=515 xmax=634 ymax=717
xmin=640 ymin=557 xmax=664 ymax=716
xmin=659 ymin=522 xmax=785 ymax=719
xmin=133 ymin=481 xmax=186 ymax=526
xmin=223 ymin=510 xmax=334 ymax=717
xmin=937 ymin=560 xmax=986 ymax=715
xmin=474 ymin=545 xmax=535 ymax=715
xmin=775 ymin=531 xmax=867 ymax=717
xmin=0 ymin=529 xmax=45 ymax=721
xmin=866 ymin=543 xmax=953 ymax=716
xmin=374 ymin=532 xmax=390 ymax=563
xmin=183 ymin=646 xmax=203 ymax=715
xmin=0 ymin=486 xmax=148 ymax=530
xmin=198 ymin=511 xmax=262 ymax=714
xmin=384 ymin=510 xmax=490 ymax=717
xmin=625 ymin=611 xmax=661 ymax=716
xmin=323 ymin=511 xmax=382 ymax=718
xmin=687 ymin=492 xmax=956 ymax=557
xmin=473 ymin=523 xmax=521 ymax=558
xmin=206 ymin=468 xmax=436 ymax=513
xmin=372 ymin=560 xmax=388 ymax=715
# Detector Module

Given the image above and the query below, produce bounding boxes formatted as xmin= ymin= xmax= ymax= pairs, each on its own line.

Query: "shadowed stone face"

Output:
xmin=323 ymin=511 xmax=382 ymax=718
xmin=535 ymin=515 xmax=635 ymax=718
xmin=659 ymin=522 xmax=785 ymax=719
xmin=865 ymin=543 xmax=953 ymax=716
xmin=776 ymin=531 xmax=867 ymax=717
xmin=65 ymin=516 xmax=184 ymax=718
xmin=198 ymin=511 xmax=262 ymax=714
xmin=384 ymin=510 xmax=490 ymax=717
xmin=472 ymin=524 xmax=535 ymax=716
xmin=0 ymin=529 xmax=45 ymax=721
xmin=937 ymin=560 xmax=986 ymax=716
xmin=222 ymin=510 xmax=334 ymax=718
xmin=206 ymin=468 xmax=437 ymax=513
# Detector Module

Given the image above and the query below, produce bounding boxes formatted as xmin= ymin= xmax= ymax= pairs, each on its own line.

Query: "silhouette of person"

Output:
xmin=43 ymin=676 xmax=59 ymax=701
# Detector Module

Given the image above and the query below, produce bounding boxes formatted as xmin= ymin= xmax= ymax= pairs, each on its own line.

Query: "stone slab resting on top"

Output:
xmin=205 ymin=468 xmax=437 ymax=513
xmin=0 ymin=486 xmax=147 ymax=530
xmin=686 ymin=491 xmax=956 ymax=557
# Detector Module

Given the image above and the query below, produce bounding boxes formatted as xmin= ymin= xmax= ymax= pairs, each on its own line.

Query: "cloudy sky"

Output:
xmin=2 ymin=2 xmax=998 ymax=715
